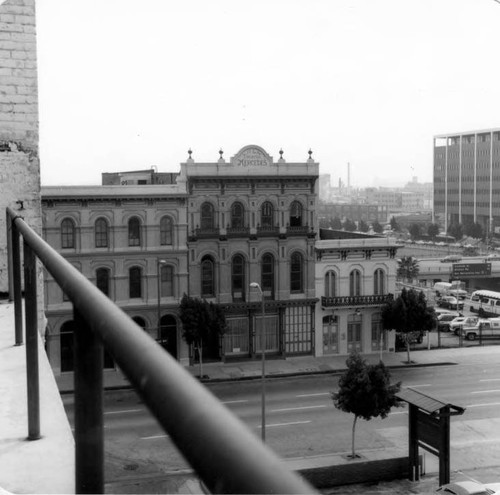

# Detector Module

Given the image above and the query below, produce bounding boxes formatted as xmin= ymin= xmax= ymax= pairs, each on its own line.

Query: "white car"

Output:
xmin=436 ymin=480 xmax=500 ymax=494
xmin=449 ymin=316 xmax=480 ymax=335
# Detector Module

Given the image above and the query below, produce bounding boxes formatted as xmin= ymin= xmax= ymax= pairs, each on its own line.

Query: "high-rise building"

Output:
xmin=433 ymin=128 xmax=500 ymax=234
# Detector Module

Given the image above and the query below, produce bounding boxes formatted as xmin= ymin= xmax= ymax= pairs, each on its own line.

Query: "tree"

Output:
xmin=179 ymin=294 xmax=227 ymax=378
xmin=448 ymin=223 xmax=463 ymax=241
xmin=381 ymin=288 xmax=436 ymax=364
xmin=464 ymin=222 xmax=483 ymax=240
xmin=331 ymin=216 xmax=342 ymax=230
xmin=396 ymin=256 xmax=419 ymax=282
xmin=331 ymin=353 xmax=401 ymax=458
xmin=372 ymin=221 xmax=384 ymax=234
xmin=358 ymin=220 xmax=369 ymax=233
xmin=427 ymin=223 xmax=440 ymax=240
xmin=390 ymin=216 xmax=400 ymax=232
xmin=342 ymin=218 xmax=356 ymax=232
xmin=409 ymin=223 xmax=421 ymax=239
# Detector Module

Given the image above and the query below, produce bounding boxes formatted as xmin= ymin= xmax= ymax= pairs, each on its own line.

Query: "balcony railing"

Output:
xmin=321 ymin=294 xmax=394 ymax=308
xmin=256 ymin=225 xmax=280 ymax=236
xmin=226 ymin=225 xmax=250 ymax=237
xmin=192 ymin=226 xmax=219 ymax=239
xmin=6 ymin=207 xmax=315 ymax=495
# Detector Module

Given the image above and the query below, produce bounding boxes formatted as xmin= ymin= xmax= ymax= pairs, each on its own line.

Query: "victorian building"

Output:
xmin=315 ymin=229 xmax=398 ymax=356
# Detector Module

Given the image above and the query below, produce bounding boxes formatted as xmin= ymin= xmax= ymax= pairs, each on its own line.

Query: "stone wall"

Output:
xmin=0 ymin=0 xmax=41 ymax=295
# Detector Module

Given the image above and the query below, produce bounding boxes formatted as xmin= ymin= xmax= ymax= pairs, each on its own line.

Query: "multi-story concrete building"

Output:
xmin=315 ymin=229 xmax=398 ymax=356
xmin=181 ymin=145 xmax=319 ymax=360
xmin=433 ymin=128 xmax=500 ymax=235
xmin=42 ymin=183 xmax=190 ymax=375
xmin=317 ymin=203 xmax=389 ymax=225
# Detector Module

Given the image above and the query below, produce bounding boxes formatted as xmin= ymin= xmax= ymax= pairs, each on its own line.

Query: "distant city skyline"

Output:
xmin=34 ymin=0 xmax=500 ymax=187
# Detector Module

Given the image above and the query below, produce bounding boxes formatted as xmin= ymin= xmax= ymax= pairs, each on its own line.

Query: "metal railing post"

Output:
xmin=11 ymin=217 xmax=24 ymax=345
xmin=74 ymin=308 xmax=104 ymax=494
xmin=23 ymin=240 xmax=40 ymax=440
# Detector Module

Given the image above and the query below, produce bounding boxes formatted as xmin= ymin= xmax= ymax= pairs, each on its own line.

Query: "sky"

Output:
xmin=34 ymin=0 xmax=500 ymax=188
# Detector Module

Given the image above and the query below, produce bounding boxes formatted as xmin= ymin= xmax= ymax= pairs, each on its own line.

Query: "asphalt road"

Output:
xmin=62 ymin=348 xmax=500 ymax=488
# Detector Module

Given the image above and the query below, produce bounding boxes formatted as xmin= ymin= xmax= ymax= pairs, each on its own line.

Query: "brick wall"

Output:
xmin=0 ymin=0 xmax=41 ymax=295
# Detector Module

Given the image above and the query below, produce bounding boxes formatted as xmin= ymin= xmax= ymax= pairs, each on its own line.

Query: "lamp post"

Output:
xmin=157 ymin=259 xmax=167 ymax=345
xmin=250 ymin=282 xmax=266 ymax=442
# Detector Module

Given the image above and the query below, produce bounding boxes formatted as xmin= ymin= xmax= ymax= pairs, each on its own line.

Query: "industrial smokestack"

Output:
xmin=347 ymin=162 xmax=351 ymax=194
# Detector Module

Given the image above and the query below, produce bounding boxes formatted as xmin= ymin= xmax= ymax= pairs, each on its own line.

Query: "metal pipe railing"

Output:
xmin=6 ymin=207 xmax=316 ymax=495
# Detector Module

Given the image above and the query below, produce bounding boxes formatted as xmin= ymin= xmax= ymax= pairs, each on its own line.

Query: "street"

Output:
xmin=62 ymin=346 xmax=500 ymax=490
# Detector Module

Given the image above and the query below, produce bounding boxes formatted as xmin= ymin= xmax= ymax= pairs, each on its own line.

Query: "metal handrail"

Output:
xmin=6 ymin=207 xmax=315 ymax=495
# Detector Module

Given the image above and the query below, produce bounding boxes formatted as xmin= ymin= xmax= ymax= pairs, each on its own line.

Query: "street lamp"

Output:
xmin=250 ymin=281 xmax=266 ymax=442
xmin=157 ymin=259 xmax=167 ymax=345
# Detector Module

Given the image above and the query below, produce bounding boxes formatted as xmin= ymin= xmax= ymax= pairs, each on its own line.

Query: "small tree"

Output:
xmin=179 ymin=294 xmax=227 ymax=377
xmin=464 ymin=222 xmax=483 ymax=240
xmin=372 ymin=221 xmax=384 ymax=234
xmin=390 ymin=216 xmax=400 ymax=232
xmin=381 ymin=288 xmax=436 ymax=363
xmin=448 ymin=223 xmax=463 ymax=241
xmin=342 ymin=218 xmax=356 ymax=232
xmin=331 ymin=353 xmax=401 ymax=458
xmin=397 ymin=256 xmax=419 ymax=282
xmin=331 ymin=216 xmax=342 ymax=230
xmin=358 ymin=220 xmax=369 ymax=233
xmin=409 ymin=223 xmax=421 ymax=239
xmin=427 ymin=223 xmax=440 ymax=240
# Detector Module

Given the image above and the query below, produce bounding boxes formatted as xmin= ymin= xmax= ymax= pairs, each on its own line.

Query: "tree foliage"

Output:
xmin=381 ymin=288 xmax=436 ymax=363
xmin=390 ymin=216 xmax=400 ymax=232
xmin=331 ymin=216 xmax=342 ymax=230
xmin=179 ymin=294 xmax=227 ymax=377
xmin=464 ymin=222 xmax=483 ymax=240
xmin=331 ymin=353 xmax=402 ymax=458
xmin=358 ymin=220 xmax=369 ymax=233
xmin=427 ymin=223 xmax=440 ymax=239
xmin=448 ymin=223 xmax=463 ymax=241
xmin=396 ymin=256 xmax=419 ymax=282
xmin=372 ymin=221 xmax=384 ymax=234
xmin=409 ymin=223 xmax=421 ymax=239
xmin=342 ymin=218 xmax=357 ymax=232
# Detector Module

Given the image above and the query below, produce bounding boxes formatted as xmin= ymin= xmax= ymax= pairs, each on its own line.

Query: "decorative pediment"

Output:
xmin=231 ymin=145 xmax=274 ymax=168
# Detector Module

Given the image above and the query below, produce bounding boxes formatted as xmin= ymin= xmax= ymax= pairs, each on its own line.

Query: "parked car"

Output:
xmin=436 ymin=480 xmax=500 ymax=494
xmin=440 ymin=255 xmax=462 ymax=263
xmin=450 ymin=316 xmax=480 ymax=335
xmin=461 ymin=318 xmax=500 ymax=341
xmin=437 ymin=296 xmax=464 ymax=311
xmin=437 ymin=312 xmax=462 ymax=332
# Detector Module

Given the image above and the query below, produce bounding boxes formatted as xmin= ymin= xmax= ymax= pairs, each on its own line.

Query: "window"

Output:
xmin=322 ymin=315 xmax=338 ymax=354
xmin=201 ymin=202 xmax=215 ymax=230
xmin=201 ymin=256 xmax=215 ymax=297
xmin=374 ymin=268 xmax=385 ymax=295
xmin=347 ymin=313 xmax=363 ymax=352
xmin=61 ymin=218 xmax=75 ymax=249
xmin=324 ymin=270 xmax=336 ymax=298
xmin=231 ymin=202 xmax=245 ymax=228
xmin=160 ymin=264 xmax=174 ymax=297
xmin=94 ymin=218 xmax=109 ymax=248
xmin=261 ymin=253 xmax=275 ymax=298
xmin=261 ymin=202 xmax=274 ymax=227
xmin=290 ymin=252 xmax=304 ymax=292
xmin=231 ymin=254 xmax=245 ymax=301
xmin=371 ymin=313 xmax=386 ymax=351
xmin=160 ymin=216 xmax=173 ymax=245
xmin=349 ymin=269 xmax=361 ymax=296
xmin=128 ymin=217 xmax=141 ymax=246
xmin=96 ymin=268 xmax=110 ymax=296
xmin=290 ymin=201 xmax=303 ymax=227
xmin=129 ymin=266 xmax=142 ymax=298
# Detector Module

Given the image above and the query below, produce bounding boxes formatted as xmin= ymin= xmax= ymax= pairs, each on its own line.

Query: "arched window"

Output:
xmin=374 ymin=268 xmax=385 ymax=295
xmin=129 ymin=266 xmax=142 ymax=298
xmin=290 ymin=201 xmax=303 ymax=227
xmin=160 ymin=216 xmax=173 ymax=245
xmin=61 ymin=218 xmax=75 ymax=249
xmin=261 ymin=253 xmax=275 ymax=298
xmin=231 ymin=202 xmax=245 ymax=228
xmin=160 ymin=264 xmax=174 ymax=297
xmin=201 ymin=256 xmax=215 ymax=297
xmin=349 ymin=269 xmax=362 ymax=296
xmin=128 ymin=217 xmax=141 ymax=246
xmin=325 ymin=270 xmax=336 ymax=298
xmin=96 ymin=268 xmax=110 ymax=296
xmin=231 ymin=254 xmax=245 ymax=301
xmin=94 ymin=218 xmax=109 ymax=248
xmin=261 ymin=202 xmax=274 ymax=227
xmin=290 ymin=252 xmax=304 ymax=292
xmin=201 ymin=202 xmax=215 ymax=230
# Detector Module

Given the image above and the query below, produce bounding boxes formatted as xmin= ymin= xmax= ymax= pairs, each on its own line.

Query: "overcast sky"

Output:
xmin=34 ymin=0 xmax=500 ymax=188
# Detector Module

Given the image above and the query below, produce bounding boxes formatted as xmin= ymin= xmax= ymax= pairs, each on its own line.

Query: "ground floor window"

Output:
xmin=254 ymin=313 xmax=279 ymax=353
xmin=284 ymin=306 xmax=312 ymax=354
xmin=347 ymin=313 xmax=362 ymax=353
xmin=224 ymin=317 xmax=250 ymax=355
xmin=371 ymin=313 xmax=387 ymax=351
xmin=322 ymin=315 xmax=338 ymax=354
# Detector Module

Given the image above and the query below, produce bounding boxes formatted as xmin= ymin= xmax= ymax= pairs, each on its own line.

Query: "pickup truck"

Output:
xmin=461 ymin=319 xmax=500 ymax=340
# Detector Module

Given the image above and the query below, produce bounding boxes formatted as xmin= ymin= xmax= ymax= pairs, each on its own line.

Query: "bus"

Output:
xmin=470 ymin=290 xmax=500 ymax=316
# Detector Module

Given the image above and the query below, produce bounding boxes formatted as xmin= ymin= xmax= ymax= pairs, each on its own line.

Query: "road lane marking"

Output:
xmin=480 ymin=378 xmax=500 ymax=382
xmin=221 ymin=399 xmax=249 ymax=404
xmin=466 ymin=402 xmax=500 ymax=408
xmin=409 ymin=384 xmax=431 ymax=387
xmin=470 ymin=390 xmax=500 ymax=394
xmin=296 ymin=393 xmax=330 ymax=398
xmin=271 ymin=405 xmax=327 ymax=413
xmin=141 ymin=434 xmax=169 ymax=440
xmin=104 ymin=409 xmax=142 ymax=415
xmin=260 ymin=421 xmax=311 ymax=428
